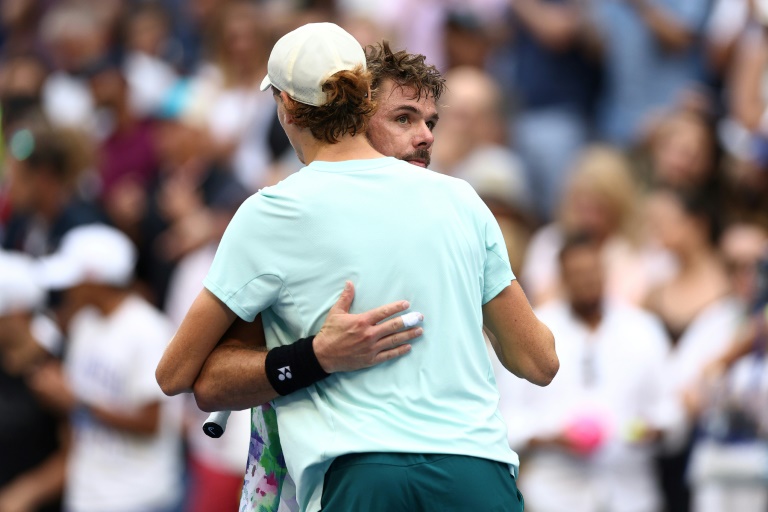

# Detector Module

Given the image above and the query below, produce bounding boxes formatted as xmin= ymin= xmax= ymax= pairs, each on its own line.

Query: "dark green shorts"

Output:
xmin=320 ymin=453 xmax=524 ymax=511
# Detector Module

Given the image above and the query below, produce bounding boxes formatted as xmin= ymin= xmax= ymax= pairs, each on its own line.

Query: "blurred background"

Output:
xmin=0 ymin=0 xmax=767 ymax=511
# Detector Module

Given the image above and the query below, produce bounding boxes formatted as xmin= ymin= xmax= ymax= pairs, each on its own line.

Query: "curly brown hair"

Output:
xmin=277 ymin=66 xmax=376 ymax=144
xmin=365 ymin=41 xmax=446 ymax=102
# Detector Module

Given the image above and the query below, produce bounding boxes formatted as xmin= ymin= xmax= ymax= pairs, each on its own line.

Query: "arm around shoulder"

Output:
xmin=483 ymin=280 xmax=559 ymax=386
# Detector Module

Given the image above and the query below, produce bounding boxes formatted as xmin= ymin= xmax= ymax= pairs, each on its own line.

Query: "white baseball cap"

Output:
xmin=37 ymin=224 xmax=137 ymax=290
xmin=0 ymin=251 xmax=45 ymax=316
xmin=259 ymin=22 xmax=366 ymax=107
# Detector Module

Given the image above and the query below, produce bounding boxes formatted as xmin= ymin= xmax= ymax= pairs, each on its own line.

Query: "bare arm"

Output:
xmin=192 ymin=281 xmax=425 ymax=412
xmin=192 ymin=316 xmax=273 ymax=412
xmin=0 ymin=423 xmax=67 ymax=512
xmin=28 ymin=362 xmax=162 ymax=435
xmin=156 ymin=288 xmax=238 ymax=396
xmin=730 ymin=30 xmax=768 ymax=131
xmin=630 ymin=0 xmax=697 ymax=52
xmin=483 ymin=281 xmax=559 ymax=386
xmin=86 ymin=402 xmax=161 ymax=436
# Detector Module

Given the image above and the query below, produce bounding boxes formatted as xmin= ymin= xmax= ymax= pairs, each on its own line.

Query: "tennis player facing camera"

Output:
xmin=157 ymin=22 xmax=558 ymax=512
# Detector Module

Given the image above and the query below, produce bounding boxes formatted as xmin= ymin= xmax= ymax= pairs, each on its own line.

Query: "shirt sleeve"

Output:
xmin=474 ymin=189 xmax=516 ymax=304
xmin=203 ymin=193 xmax=284 ymax=321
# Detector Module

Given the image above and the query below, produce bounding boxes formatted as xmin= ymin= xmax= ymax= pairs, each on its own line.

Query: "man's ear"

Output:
xmin=279 ymin=91 xmax=297 ymax=125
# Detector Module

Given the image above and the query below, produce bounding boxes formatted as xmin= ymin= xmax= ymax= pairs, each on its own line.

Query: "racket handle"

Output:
xmin=203 ymin=410 xmax=231 ymax=438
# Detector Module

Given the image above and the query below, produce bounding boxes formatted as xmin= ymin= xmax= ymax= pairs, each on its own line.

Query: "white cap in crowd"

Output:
xmin=259 ymin=22 xmax=366 ymax=107
xmin=0 ymin=251 xmax=45 ymax=316
xmin=38 ymin=224 xmax=138 ymax=290
xmin=457 ymin=146 xmax=533 ymax=215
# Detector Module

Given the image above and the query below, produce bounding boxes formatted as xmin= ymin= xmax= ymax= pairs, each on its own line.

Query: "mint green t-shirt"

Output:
xmin=204 ymin=157 xmax=519 ymax=512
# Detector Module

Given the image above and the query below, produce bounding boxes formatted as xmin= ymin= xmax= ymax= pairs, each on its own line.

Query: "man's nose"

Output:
xmin=414 ymin=122 xmax=434 ymax=148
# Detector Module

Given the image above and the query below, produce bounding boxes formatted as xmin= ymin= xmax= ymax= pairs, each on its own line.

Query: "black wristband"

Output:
xmin=265 ymin=336 xmax=330 ymax=396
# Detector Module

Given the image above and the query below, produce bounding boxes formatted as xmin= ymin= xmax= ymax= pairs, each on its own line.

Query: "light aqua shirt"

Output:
xmin=204 ymin=157 xmax=519 ymax=512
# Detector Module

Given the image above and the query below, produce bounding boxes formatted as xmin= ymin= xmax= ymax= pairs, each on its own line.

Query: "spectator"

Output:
xmin=84 ymin=59 xmax=160 ymax=234
xmin=431 ymin=66 xmax=513 ymax=175
xmin=2 ymin=125 xmax=103 ymax=256
xmin=495 ymin=234 xmax=676 ymax=512
xmin=0 ymin=0 xmax=44 ymax=59
xmin=122 ymin=2 xmax=181 ymax=119
xmin=430 ymin=65 xmax=534 ymax=269
xmin=38 ymin=3 xmax=107 ymax=130
xmin=135 ymin=99 xmax=248 ymax=307
xmin=725 ymin=8 xmax=768 ymax=226
xmin=642 ymin=109 xmax=721 ymax=194
xmin=497 ymin=0 xmax=602 ymax=220
xmin=0 ymin=53 xmax=48 ymax=132
xmin=0 ymin=251 xmax=65 ymax=512
xmin=643 ymin=187 xmax=732 ymax=512
xmin=28 ymin=224 xmax=184 ymax=512
xmin=686 ymin=222 xmax=768 ymax=512
xmin=521 ymin=145 xmax=674 ymax=307
xmin=187 ymin=0 xmax=283 ymax=191
xmin=593 ymin=0 xmax=711 ymax=146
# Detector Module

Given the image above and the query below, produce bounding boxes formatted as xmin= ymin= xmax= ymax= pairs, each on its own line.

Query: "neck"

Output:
xmin=301 ymin=133 xmax=383 ymax=165
xmin=113 ymin=100 xmax=136 ymax=132
xmin=676 ymin=244 xmax=712 ymax=272
xmin=94 ymin=287 xmax=130 ymax=316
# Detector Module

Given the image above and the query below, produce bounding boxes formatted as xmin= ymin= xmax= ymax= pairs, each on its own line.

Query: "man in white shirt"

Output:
xmin=29 ymin=225 xmax=183 ymax=512
xmin=495 ymin=234 xmax=679 ymax=512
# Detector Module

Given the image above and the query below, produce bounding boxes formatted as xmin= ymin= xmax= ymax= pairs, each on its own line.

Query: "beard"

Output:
xmin=570 ymin=298 xmax=603 ymax=322
xmin=401 ymin=148 xmax=431 ymax=168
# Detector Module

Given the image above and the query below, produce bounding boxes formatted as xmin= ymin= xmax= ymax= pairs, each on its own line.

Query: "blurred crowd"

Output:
xmin=0 ymin=0 xmax=767 ymax=511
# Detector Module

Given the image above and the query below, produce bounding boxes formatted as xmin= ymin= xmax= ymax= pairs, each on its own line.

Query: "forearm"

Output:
xmin=497 ymin=322 xmax=557 ymax=386
xmin=156 ymin=288 xmax=237 ymax=396
xmin=730 ymin=34 xmax=768 ymax=131
xmin=631 ymin=0 xmax=694 ymax=51
xmin=512 ymin=0 xmax=583 ymax=51
xmin=193 ymin=344 xmax=278 ymax=412
xmin=483 ymin=282 xmax=559 ymax=386
xmin=0 ymin=447 xmax=66 ymax=510
xmin=85 ymin=402 xmax=161 ymax=436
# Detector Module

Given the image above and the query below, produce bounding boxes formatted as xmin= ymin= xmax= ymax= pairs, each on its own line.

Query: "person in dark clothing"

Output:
xmin=0 ymin=252 xmax=65 ymax=512
xmin=2 ymin=125 xmax=104 ymax=256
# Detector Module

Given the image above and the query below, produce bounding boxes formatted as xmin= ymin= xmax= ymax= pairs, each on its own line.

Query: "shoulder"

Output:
xmin=230 ymin=173 xmax=309 ymax=219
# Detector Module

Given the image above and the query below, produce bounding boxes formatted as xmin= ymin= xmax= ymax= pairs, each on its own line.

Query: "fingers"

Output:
xmin=373 ymin=311 xmax=424 ymax=339
xmin=365 ymin=299 xmax=411 ymax=324
xmin=373 ymin=327 xmax=424 ymax=354
xmin=400 ymin=312 xmax=423 ymax=328
xmin=372 ymin=343 xmax=413 ymax=365
xmin=330 ymin=281 xmax=355 ymax=314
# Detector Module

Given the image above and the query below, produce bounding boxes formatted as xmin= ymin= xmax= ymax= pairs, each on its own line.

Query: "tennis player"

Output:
xmin=158 ymin=22 xmax=558 ymax=512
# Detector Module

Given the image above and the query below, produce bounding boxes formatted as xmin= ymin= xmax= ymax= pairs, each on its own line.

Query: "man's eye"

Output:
xmin=427 ymin=122 xmax=435 ymax=131
xmin=396 ymin=116 xmax=408 ymax=124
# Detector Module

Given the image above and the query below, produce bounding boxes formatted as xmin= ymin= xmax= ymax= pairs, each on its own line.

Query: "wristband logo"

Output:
xmin=277 ymin=366 xmax=293 ymax=381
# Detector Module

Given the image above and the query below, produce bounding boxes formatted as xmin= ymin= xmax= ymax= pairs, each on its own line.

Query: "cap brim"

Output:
xmin=259 ymin=74 xmax=272 ymax=92
xmin=37 ymin=254 xmax=84 ymax=290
